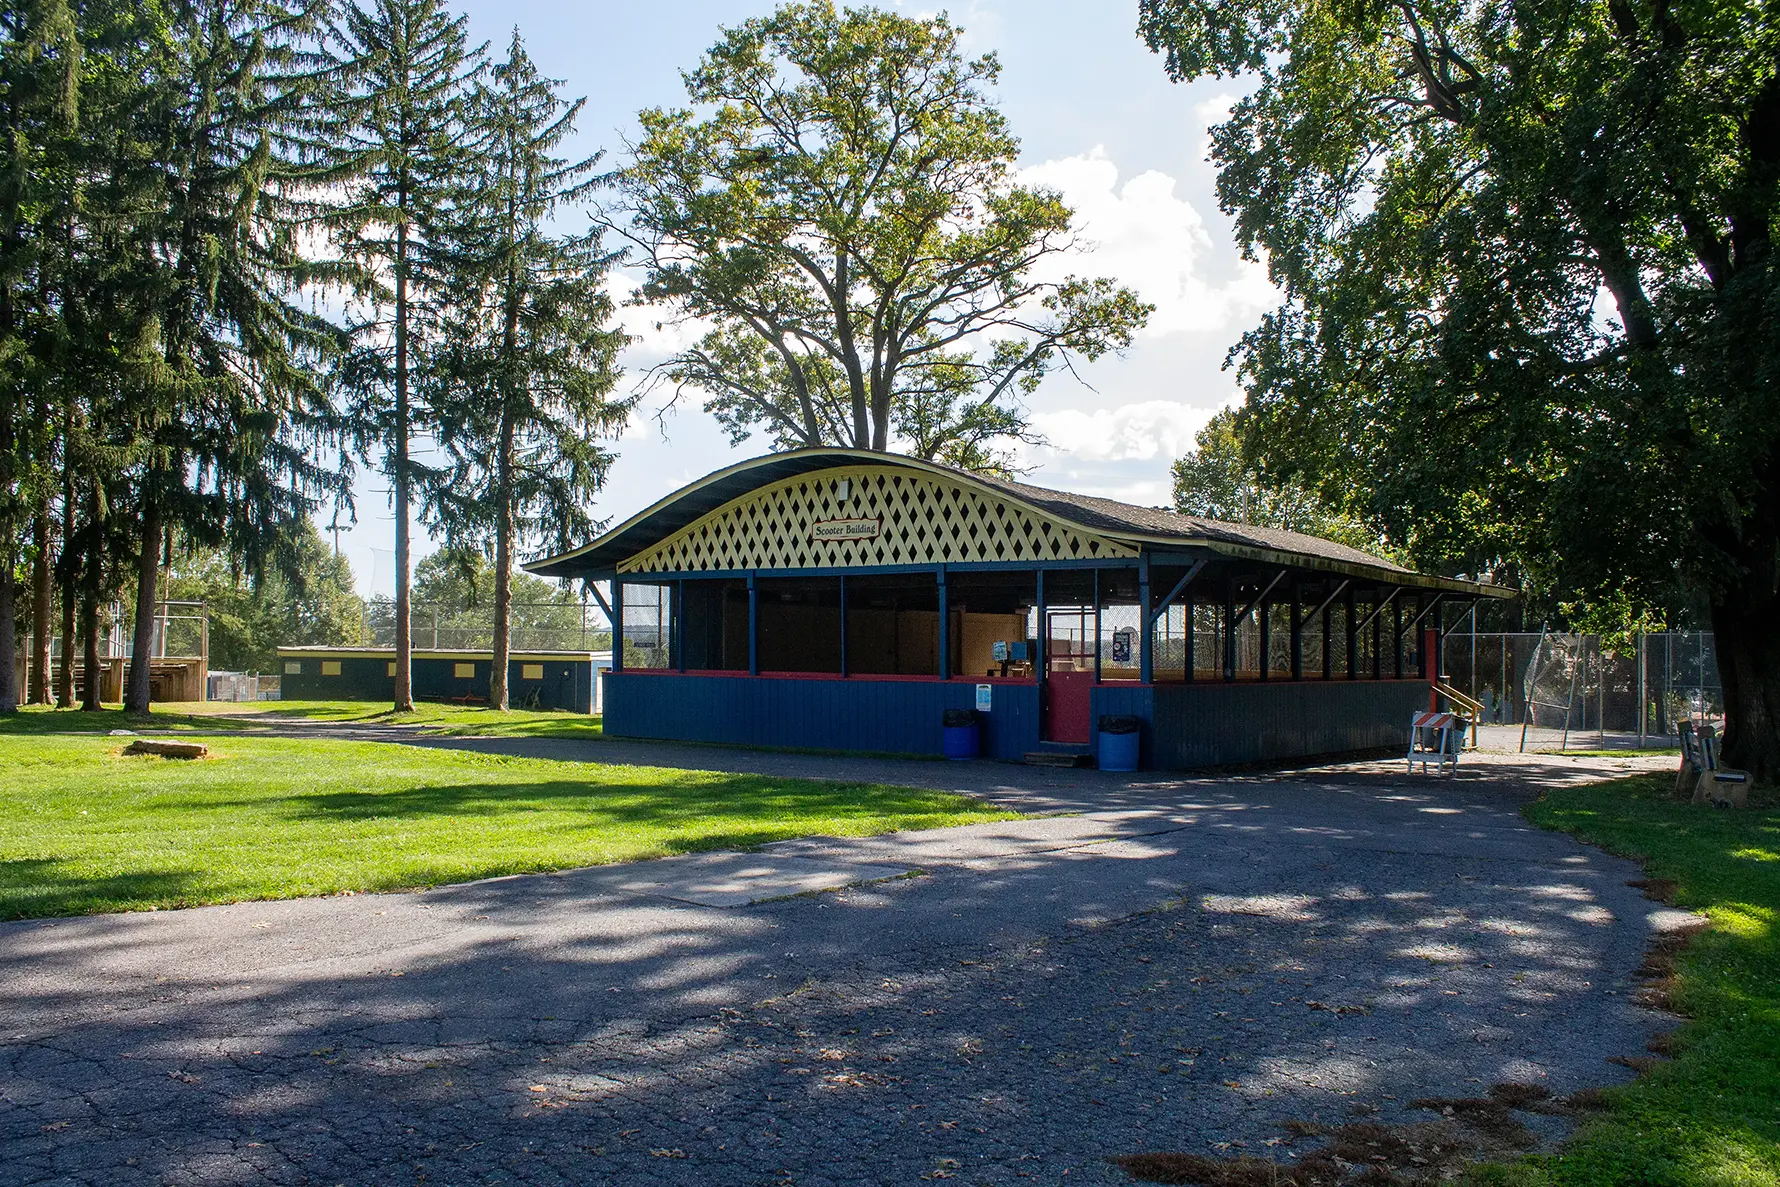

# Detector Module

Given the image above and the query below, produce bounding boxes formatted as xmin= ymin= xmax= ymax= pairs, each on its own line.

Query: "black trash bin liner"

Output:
xmin=943 ymin=708 xmax=979 ymax=728
xmin=1098 ymin=714 xmax=1141 ymax=735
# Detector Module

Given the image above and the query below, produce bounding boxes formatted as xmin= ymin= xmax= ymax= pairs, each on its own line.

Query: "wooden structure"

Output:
xmin=526 ymin=450 xmax=1515 ymax=768
xmin=17 ymin=601 xmax=210 ymax=704
xmin=277 ymin=647 xmax=609 ymax=713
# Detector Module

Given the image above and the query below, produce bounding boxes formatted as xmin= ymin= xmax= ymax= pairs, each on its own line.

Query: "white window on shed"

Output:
xmin=321 ymin=660 xmax=342 ymax=676
xmin=284 ymin=660 xmax=301 ymax=675
xmin=453 ymin=662 xmax=475 ymax=678
xmin=386 ymin=661 xmax=396 ymax=676
xmin=521 ymin=663 xmax=544 ymax=680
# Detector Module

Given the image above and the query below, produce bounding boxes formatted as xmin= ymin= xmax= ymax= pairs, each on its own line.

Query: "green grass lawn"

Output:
xmin=1521 ymin=773 xmax=1780 ymax=1187
xmin=206 ymin=698 xmax=608 ymax=738
xmin=1 ymin=700 xmax=606 ymax=739
xmin=0 ymin=733 xmax=1015 ymax=919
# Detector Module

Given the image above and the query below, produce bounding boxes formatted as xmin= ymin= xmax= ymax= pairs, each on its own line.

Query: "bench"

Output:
xmin=1674 ymin=721 xmax=1704 ymax=799
xmin=1693 ymin=723 xmax=1751 ymax=809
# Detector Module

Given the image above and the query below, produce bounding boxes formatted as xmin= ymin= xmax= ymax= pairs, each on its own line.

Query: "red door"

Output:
xmin=1044 ymin=670 xmax=1093 ymax=743
xmin=1042 ymin=608 xmax=1094 ymax=743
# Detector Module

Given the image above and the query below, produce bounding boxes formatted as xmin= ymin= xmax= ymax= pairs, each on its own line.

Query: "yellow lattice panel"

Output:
xmin=619 ymin=465 xmax=1137 ymax=574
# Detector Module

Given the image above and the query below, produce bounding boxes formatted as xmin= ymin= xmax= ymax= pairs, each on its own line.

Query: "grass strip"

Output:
xmin=0 ymin=734 xmax=1015 ymax=919
xmin=0 ymin=701 xmax=607 ymax=740
xmin=1519 ymin=772 xmax=1780 ymax=1187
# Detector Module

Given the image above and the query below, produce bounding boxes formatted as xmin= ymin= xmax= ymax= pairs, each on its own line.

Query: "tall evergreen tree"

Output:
xmin=430 ymin=32 xmax=626 ymax=710
xmin=108 ymin=0 xmax=342 ymax=714
xmin=0 ymin=0 xmax=83 ymax=712
xmin=322 ymin=0 xmax=482 ymax=712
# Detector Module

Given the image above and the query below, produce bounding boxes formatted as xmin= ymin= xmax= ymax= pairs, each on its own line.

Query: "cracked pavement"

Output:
xmin=0 ymin=743 xmax=1684 ymax=1186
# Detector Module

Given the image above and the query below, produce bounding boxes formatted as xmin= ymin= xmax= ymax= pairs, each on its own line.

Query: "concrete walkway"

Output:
xmin=0 ymin=738 xmax=1684 ymax=1187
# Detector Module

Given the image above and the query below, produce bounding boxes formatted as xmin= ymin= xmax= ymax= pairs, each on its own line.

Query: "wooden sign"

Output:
xmin=811 ymin=517 xmax=882 ymax=542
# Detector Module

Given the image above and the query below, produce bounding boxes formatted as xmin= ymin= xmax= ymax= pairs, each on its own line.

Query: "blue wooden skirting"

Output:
xmin=605 ymin=672 xmax=1430 ymax=768
xmin=1144 ymin=679 xmax=1430 ymax=768
xmin=604 ymin=673 xmax=1041 ymax=760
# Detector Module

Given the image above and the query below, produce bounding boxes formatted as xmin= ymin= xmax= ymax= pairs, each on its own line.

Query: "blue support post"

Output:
xmin=1346 ymin=586 xmax=1358 ymax=680
xmin=1258 ymin=593 xmax=1271 ymax=682
xmin=1372 ymin=596 xmax=1382 ymax=679
xmin=1184 ymin=593 xmax=1195 ymax=682
xmin=1322 ymin=600 xmax=1334 ymax=680
xmin=1035 ymin=568 xmax=1046 ymax=689
xmin=1138 ymin=556 xmax=1152 ymax=684
xmin=747 ymin=574 xmax=759 ymax=676
xmin=839 ymin=574 xmax=849 ymax=677
xmin=674 ymin=579 xmax=685 ymax=672
xmin=936 ymin=566 xmax=950 ymax=679
xmin=611 ymin=580 xmax=624 ymax=672
xmin=1092 ymin=568 xmax=1102 ymax=682
xmin=1290 ymin=580 xmax=1303 ymax=681
xmin=1224 ymin=577 xmax=1237 ymax=682
xmin=1393 ymin=597 xmax=1404 ymax=679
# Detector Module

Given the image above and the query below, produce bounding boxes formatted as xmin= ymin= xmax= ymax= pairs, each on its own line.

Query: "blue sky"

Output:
xmin=334 ymin=0 xmax=1266 ymax=597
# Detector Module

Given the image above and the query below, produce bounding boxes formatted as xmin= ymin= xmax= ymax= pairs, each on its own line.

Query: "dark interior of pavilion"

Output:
xmin=620 ymin=562 xmax=1449 ymax=683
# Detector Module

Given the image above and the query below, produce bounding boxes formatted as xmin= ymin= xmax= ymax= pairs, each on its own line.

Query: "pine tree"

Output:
xmin=0 ymin=0 xmax=83 ymax=712
xmin=321 ymin=0 xmax=483 ymax=712
xmin=109 ymin=0 xmax=343 ymax=714
xmin=430 ymin=33 xmax=626 ymax=710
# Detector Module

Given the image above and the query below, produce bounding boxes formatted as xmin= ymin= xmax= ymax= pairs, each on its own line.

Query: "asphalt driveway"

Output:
xmin=0 ymin=744 xmax=1683 ymax=1186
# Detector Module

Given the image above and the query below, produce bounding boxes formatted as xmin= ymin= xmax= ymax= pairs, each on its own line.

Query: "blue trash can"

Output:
xmin=942 ymin=709 xmax=980 ymax=760
xmin=1098 ymin=715 xmax=1140 ymax=771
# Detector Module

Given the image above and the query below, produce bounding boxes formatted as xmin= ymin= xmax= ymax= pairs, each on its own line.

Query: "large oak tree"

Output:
xmin=614 ymin=2 xmax=1150 ymax=472
xmin=1141 ymin=0 xmax=1780 ymax=777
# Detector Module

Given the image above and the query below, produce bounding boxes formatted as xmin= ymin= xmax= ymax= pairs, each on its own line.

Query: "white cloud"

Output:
xmin=1193 ymin=92 xmax=1238 ymax=162
xmin=1023 ymin=396 xmax=1236 ymax=465
xmin=608 ymin=270 xmax=709 ymax=361
xmin=1017 ymin=146 xmax=1276 ymax=337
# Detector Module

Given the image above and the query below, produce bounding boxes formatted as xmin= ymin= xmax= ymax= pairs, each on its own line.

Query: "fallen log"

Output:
xmin=122 ymin=739 xmax=210 ymax=759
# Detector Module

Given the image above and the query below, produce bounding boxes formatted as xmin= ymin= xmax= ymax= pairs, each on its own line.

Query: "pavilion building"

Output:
xmin=525 ymin=449 xmax=1509 ymax=768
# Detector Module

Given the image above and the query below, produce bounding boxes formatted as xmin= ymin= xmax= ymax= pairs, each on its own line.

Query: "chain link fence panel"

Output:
xmin=1441 ymin=630 xmax=1720 ymax=747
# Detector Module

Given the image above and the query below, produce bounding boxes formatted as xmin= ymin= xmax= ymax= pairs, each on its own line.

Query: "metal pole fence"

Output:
xmin=356 ymin=600 xmax=616 ymax=653
xmin=1443 ymin=630 xmax=1719 ymax=749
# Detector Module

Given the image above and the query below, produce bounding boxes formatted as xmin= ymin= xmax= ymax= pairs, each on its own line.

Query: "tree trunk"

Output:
xmin=125 ymin=494 xmax=161 ymax=715
xmin=30 ymin=501 xmax=52 ymax=704
xmin=57 ymin=560 xmax=75 ymax=708
xmin=1713 ymin=571 xmax=1780 ymax=784
xmin=80 ymin=590 xmax=100 ymax=711
xmin=56 ymin=400 xmax=75 ymax=707
xmin=392 ymin=224 xmax=414 ymax=713
xmin=0 ymin=545 xmax=15 ymax=714
xmin=490 ymin=417 xmax=515 ymax=711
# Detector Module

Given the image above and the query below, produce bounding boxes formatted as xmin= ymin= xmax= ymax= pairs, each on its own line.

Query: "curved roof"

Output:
xmin=525 ymin=448 xmax=1511 ymax=597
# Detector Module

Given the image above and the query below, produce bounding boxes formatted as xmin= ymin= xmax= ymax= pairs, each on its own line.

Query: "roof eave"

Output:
xmin=524 ymin=447 xmax=1516 ymax=599
xmin=1130 ymin=535 xmax=1516 ymax=598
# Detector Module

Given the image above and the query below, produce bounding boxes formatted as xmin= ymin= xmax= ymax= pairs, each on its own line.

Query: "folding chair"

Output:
xmin=1694 ymin=725 xmax=1751 ymax=809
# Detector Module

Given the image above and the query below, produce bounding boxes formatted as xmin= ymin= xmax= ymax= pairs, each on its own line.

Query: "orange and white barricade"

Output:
xmin=1408 ymin=711 xmax=1462 ymax=776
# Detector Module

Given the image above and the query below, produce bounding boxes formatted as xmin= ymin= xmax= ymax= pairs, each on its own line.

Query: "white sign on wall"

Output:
xmin=975 ymin=683 xmax=993 ymax=713
xmin=810 ymin=517 xmax=882 ymax=542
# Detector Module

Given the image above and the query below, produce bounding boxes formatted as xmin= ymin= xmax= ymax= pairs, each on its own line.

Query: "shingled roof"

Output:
xmin=973 ymin=471 xmax=1417 ymax=575
xmin=525 ymin=448 xmax=1509 ymax=597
